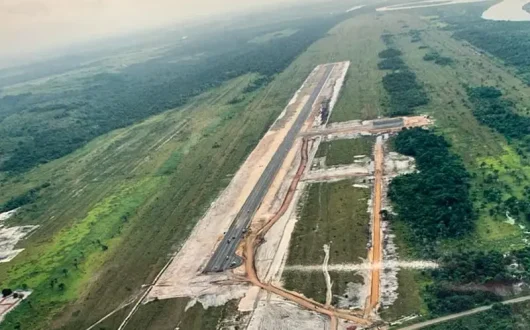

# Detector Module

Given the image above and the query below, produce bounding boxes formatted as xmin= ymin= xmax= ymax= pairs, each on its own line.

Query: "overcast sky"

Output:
xmin=1 ymin=0 xmax=308 ymax=61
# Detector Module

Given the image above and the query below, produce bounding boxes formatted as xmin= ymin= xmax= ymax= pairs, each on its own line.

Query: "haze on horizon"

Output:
xmin=1 ymin=0 xmax=312 ymax=66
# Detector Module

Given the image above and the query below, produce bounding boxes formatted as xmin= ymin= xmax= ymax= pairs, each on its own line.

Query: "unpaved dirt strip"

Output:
xmin=243 ymin=139 xmax=372 ymax=327
xmin=368 ymin=136 xmax=384 ymax=315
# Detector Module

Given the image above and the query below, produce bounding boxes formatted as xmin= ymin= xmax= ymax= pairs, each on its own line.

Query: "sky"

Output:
xmin=1 ymin=0 xmax=307 ymax=62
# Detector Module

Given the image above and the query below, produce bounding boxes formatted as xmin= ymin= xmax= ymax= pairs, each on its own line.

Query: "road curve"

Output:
xmin=397 ymin=295 xmax=530 ymax=330
xmin=204 ymin=64 xmax=334 ymax=272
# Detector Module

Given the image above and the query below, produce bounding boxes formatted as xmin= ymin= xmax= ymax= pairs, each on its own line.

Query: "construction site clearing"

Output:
xmin=139 ymin=61 xmax=435 ymax=330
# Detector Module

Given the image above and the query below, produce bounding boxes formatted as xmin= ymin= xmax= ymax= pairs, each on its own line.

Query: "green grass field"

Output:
xmin=323 ymin=15 xmax=389 ymax=122
xmin=123 ymin=299 xmax=242 ymax=330
xmin=316 ymin=137 xmax=375 ymax=166
xmin=283 ymin=179 xmax=369 ymax=304
xmin=286 ymin=180 xmax=370 ymax=266
xmin=283 ymin=270 xmax=364 ymax=305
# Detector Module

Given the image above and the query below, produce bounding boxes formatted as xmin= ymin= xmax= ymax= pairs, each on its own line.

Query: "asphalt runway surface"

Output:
xmin=204 ymin=64 xmax=334 ymax=272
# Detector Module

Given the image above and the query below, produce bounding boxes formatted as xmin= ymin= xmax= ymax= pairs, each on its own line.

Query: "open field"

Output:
xmin=283 ymin=270 xmax=364 ymax=306
xmin=286 ymin=180 xmax=370 ymax=266
xmin=316 ymin=136 xmax=375 ymax=166
xmin=123 ymin=299 xmax=243 ymax=330
xmin=280 ymin=178 xmax=370 ymax=307
xmin=323 ymin=16 xmax=389 ymax=122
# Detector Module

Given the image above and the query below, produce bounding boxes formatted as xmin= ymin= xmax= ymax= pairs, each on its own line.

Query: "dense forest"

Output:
xmin=467 ymin=86 xmax=530 ymax=141
xmin=425 ymin=283 xmax=502 ymax=315
xmin=377 ymin=39 xmax=429 ymax=116
xmin=0 ymin=183 xmax=49 ymax=213
xmin=382 ymin=70 xmax=429 ymax=116
xmin=377 ymin=48 xmax=406 ymax=71
xmin=425 ymin=246 xmax=530 ymax=316
xmin=388 ymin=128 xmax=474 ymax=248
xmin=0 ymin=15 xmax=346 ymax=173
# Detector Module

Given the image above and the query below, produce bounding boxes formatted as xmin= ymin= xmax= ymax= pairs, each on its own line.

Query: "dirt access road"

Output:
xmin=242 ymin=138 xmax=373 ymax=328
xmin=366 ymin=136 xmax=384 ymax=317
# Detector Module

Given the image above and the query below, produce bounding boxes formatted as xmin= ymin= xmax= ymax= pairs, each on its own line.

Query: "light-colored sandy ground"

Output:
xmin=384 ymin=152 xmax=415 ymax=178
xmin=322 ymin=244 xmax=333 ymax=306
xmin=482 ymin=0 xmax=530 ymax=21
xmin=326 ymin=62 xmax=350 ymax=125
xmin=377 ymin=0 xmax=486 ymax=11
xmin=240 ymin=62 xmax=352 ymax=327
xmin=247 ymin=295 xmax=330 ymax=330
xmin=246 ymin=63 xmax=350 ymax=285
xmin=305 ymin=116 xmax=431 ymax=140
xmin=0 ymin=210 xmax=38 ymax=263
xmin=303 ymin=164 xmax=371 ymax=182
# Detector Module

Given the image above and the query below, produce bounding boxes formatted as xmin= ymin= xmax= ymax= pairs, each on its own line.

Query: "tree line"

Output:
xmin=377 ymin=36 xmax=429 ymax=116
xmin=467 ymin=86 xmax=530 ymax=142
xmin=388 ymin=128 xmax=474 ymax=249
